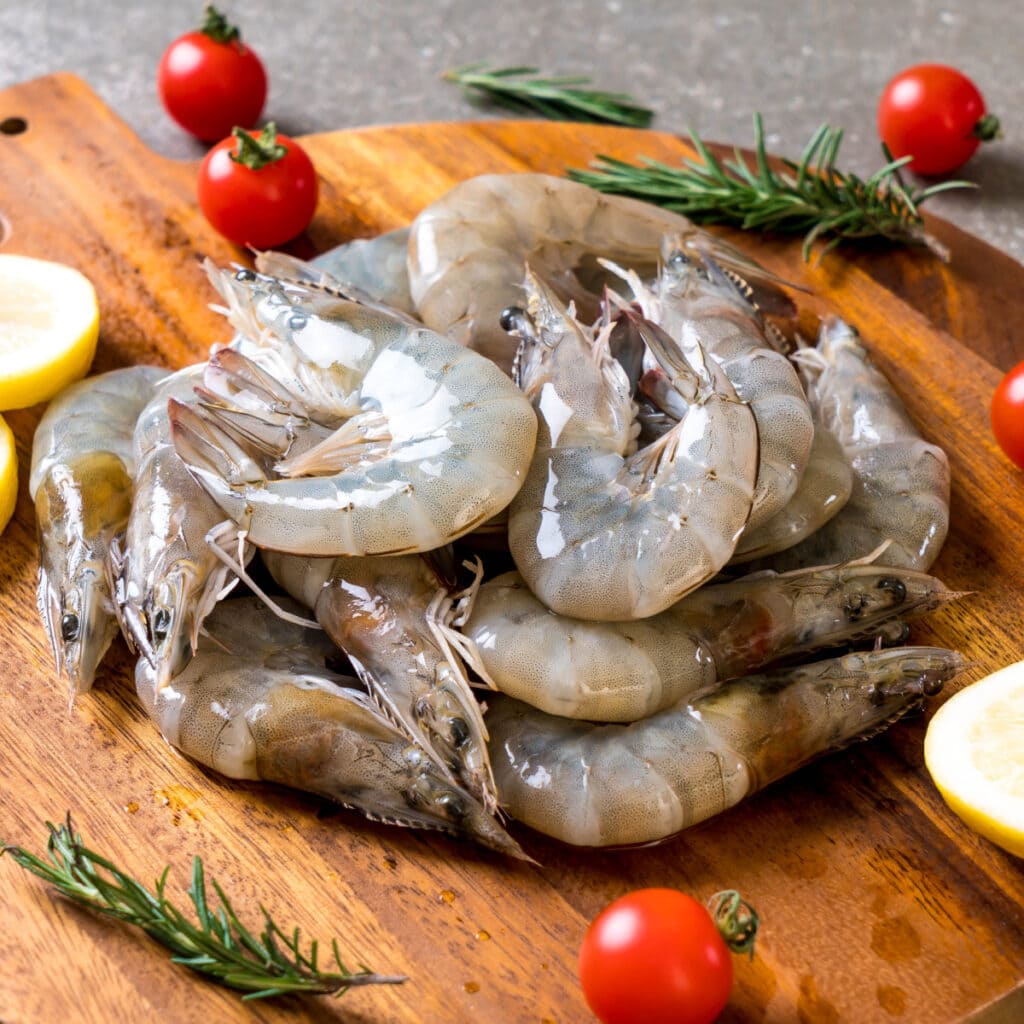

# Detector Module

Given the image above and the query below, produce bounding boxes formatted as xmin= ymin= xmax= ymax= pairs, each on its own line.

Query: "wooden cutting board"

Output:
xmin=1 ymin=73 xmax=1022 ymax=1024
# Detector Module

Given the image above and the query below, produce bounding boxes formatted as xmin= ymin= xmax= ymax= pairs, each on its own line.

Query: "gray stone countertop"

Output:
xmin=2 ymin=0 xmax=1022 ymax=263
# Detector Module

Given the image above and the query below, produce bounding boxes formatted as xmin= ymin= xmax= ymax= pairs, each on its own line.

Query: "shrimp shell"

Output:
xmin=171 ymin=265 xmax=538 ymax=557
xmin=464 ymin=562 xmax=958 ymax=721
xmin=31 ymin=365 xmax=169 ymax=697
xmin=507 ymin=273 xmax=758 ymax=621
xmin=116 ymin=366 xmax=247 ymax=685
xmin=629 ymin=243 xmax=814 ymax=529
xmin=487 ymin=646 xmax=964 ymax=847
xmin=137 ymin=596 xmax=526 ymax=859
xmin=408 ymin=173 xmax=791 ymax=374
xmin=755 ymin=318 xmax=950 ymax=572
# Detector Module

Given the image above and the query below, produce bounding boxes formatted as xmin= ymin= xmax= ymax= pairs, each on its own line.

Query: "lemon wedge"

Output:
xmin=0 ymin=254 xmax=99 ymax=410
xmin=925 ymin=662 xmax=1024 ymax=858
xmin=0 ymin=413 xmax=16 ymax=533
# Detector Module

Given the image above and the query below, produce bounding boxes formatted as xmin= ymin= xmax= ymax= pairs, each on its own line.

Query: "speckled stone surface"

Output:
xmin=2 ymin=0 xmax=1022 ymax=262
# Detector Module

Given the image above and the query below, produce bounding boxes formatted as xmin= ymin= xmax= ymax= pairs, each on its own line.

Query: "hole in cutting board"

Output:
xmin=0 ymin=117 xmax=27 ymax=135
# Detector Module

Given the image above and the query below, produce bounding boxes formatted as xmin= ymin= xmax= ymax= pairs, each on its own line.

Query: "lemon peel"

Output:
xmin=925 ymin=661 xmax=1024 ymax=858
xmin=0 ymin=254 xmax=99 ymax=410
xmin=0 ymin=414 xmax=16 ymax=534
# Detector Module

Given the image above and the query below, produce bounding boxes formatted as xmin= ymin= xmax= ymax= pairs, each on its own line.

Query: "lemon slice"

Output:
xmin=0 ymin=254 xmax=99 ymax=410
xmin=0 ymin=413 xmax=16 ymax=534
xmin=925 ymin=662 xmax=1024 ymax=858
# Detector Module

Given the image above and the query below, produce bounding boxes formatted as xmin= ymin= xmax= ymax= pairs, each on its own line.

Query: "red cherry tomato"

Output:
xmin=158 ymin=6 xmax=267 ymax=142
xmin=991 ymin=362 xmax=1024 ymax=470
xmin=197 ymin=125 xmax=318 ymax=248
xmin=578 ymin=889 xmax=734 ymax=1024
xmin=877 ymin=64 xmax=999 ymax=176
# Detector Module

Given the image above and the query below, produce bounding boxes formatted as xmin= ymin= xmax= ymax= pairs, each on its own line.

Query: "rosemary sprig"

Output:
xmin=1 ymin=815 xmax=406 ymax=1001
xmin=568 ymin=114 xmax=972 ymax=260
xmin=444 ymin=62 xmax=654 ymax=128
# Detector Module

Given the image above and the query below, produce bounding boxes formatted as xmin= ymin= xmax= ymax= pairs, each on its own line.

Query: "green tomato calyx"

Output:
xmin=230 ymin=123 xmax=288 ymax=170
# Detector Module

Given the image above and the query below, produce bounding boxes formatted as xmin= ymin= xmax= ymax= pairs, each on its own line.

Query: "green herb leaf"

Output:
xmin=568 ymin=116 xmax=973 ymax=260
xmin=1 ymin=815 xmax=406 ymax=1001
xmin=444 ymin=63 xmax=654 ymax=128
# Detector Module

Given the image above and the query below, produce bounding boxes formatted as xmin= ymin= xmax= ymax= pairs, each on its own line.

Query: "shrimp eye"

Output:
xmin=287 ymin=311 xmax=308 ymax=331
xmin=500 ymin=306 xmax=525 ymax=332
xmin=234 ymin=268 xmax=257 ymax=282
xmin=668 ymin=251 xmax=690 ymax=268
xmin=449 ymin=717 xmax=470 ymax=748
xmin=152 ymin=607 xmax=171 ymax=643
xmin=877 ymin=576 xmax=907 ymax=603
xmin=436 ymin=792 xmax=468 ymax=821
xmin=60 ymin=612 xmax=80 ymax=642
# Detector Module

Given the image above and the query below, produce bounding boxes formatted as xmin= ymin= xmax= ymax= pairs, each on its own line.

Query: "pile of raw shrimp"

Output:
xmin=31 ymin=174 xmax=963 ymax=859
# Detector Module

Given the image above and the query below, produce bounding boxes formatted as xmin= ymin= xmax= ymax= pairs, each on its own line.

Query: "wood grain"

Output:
xmin=1 ymin=73 xmax=1023 ymax=1024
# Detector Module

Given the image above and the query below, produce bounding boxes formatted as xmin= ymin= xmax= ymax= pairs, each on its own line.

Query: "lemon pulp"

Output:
xmin=925 ymin=662 xmax=1024 ymax=858
xmin=0 ymin=253 xmax=99 ymax=410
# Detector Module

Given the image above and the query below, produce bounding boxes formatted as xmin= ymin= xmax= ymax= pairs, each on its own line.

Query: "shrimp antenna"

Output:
xmin=204 ymin=522 xmax=321 ymax=631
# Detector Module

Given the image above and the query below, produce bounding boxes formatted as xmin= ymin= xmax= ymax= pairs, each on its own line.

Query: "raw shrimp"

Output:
xmin=170 ymin=263 xmax=537 ymax=556
xmin=114 ymin=366 xmax=247 ymax=686
xmin=626 ymin=243 xmax=814 ymax=528
xmin=136 ymin=596 xmax=525 ymax=859
xmin=506 ymin=272 xmax=758 ymax=621
xmin=30 ymin=365 xmax=168 ymax=697
xmin=407 ymin=173 xmax=792 ymax=374
xmin=753 ymin=318 xmax=950 ymax=572
xmin=464 ymin=559 xmax=958 ymax=721
xmin=487 ymin=646 xmax=965 ymax=847
xmin=264 ymin=550 xmax=500 ymax=813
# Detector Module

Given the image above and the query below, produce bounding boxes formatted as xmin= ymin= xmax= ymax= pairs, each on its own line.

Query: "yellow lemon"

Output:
xmin=0 ymin=253 xmax=99 ymax=410
xmin=924 ymin=661 xmax=1024 ymax=858
xmin=0 ymin=413 xmax=16 ymax=534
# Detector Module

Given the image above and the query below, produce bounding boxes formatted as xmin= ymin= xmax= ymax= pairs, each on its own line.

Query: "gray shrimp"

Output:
xmin=506 ymin=271 xmax=758 ymax=621
xmin=464 ymin=560 xmax=959 ymax=721
xmin=30 ymin=365 xmax=169 ymax=698
xmin=407 ymin=173 xmax=793 ymax=374
xmin=115 ymin=366 xmax=248 ymax=686
xmin=753 ymin=317 xmax=951 ymax=571
xmin=626 ymin=242 xmax=814 ymax=529
xmin=263 ymin=549 xmax=500 ymax=814
xmin=170 ymin=261 xmax=537 ymax=557
xmin=136 ymin=596 xmax=525 ymax=859
xmin=486 ymin=646 xmax=965 ymax=847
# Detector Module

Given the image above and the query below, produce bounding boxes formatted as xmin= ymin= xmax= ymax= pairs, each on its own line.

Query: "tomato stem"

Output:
xmin=974 ymin=114 xmax=1001 ymax=143
xmin=708 ymin=890 xmax=759 ymax=959
xmin=230 ymin=123 xmax=288 ymax=171
xmin=201 ymin=5 xmax=241 ymax=45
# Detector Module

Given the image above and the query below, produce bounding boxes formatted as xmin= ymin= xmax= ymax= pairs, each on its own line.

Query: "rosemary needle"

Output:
xmin=568 ymin=114 xmax=972 ymax=260
xmin=444 ymin=62 xmax=654 ymax=128
xmin=1 ymin=815 xmax=406 ymax=1001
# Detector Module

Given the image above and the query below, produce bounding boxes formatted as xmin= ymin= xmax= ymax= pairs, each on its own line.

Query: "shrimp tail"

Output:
xmin=168 ymin=398 xmax=268 ymax=487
